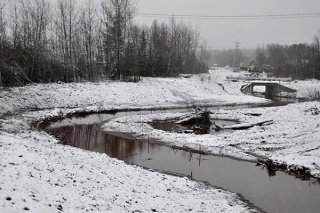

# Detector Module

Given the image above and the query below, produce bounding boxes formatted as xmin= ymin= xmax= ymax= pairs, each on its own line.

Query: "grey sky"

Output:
xmin=134 ymin=0 xmax=320 ymax=49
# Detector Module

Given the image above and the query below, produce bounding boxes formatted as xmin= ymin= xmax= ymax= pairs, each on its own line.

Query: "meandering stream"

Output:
xmin=43 ymin=101 xmax=320 ymax=213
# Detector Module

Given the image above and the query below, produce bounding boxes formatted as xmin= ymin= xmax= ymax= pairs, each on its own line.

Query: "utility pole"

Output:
xmin=233 ymin=40 xmax=240 ymax=71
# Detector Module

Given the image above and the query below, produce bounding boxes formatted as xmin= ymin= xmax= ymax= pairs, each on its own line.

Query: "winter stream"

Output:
xmin=43 ymin=103 xmax=320 ymax=213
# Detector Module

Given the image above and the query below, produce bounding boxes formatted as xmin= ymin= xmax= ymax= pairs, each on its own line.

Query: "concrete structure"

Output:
xmin=226 ymin=76 xmax=292 ymax=82
xmin=241 ymin=82 xmax=297 ymax=97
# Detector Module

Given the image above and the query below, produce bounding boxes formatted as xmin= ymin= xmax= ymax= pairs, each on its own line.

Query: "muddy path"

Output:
xmin=37 ymin=100 xmax=320 ymax=213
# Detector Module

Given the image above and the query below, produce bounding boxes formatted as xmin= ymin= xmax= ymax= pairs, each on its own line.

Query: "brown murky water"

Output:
xmin=45 ymin=107 xmax=320 ymax=213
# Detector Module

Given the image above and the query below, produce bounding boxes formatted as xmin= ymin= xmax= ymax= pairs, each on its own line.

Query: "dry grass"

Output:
xmin=307 ymin=88 xmax=320 ymax=100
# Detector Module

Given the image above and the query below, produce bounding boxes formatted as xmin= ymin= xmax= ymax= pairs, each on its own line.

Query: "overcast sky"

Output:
xmin=133 ymin=0 xmax=320 ymax=49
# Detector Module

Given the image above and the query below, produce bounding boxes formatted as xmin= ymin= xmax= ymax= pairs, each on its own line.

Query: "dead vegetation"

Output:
xmin=307 ymin=88 xmax=320 ymax=100
xmin=304 ymin=105 xmax=320 ymax=115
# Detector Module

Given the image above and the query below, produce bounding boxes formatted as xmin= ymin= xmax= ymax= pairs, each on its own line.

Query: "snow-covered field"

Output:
xmin=1 ymin=68 xmax=320 ymax=212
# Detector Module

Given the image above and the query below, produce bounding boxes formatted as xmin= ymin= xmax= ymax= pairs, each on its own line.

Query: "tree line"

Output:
xmin=209 ymin=33 xmax=320 ymax=80
xmin=255 ymin=36 xmax=320 ymax=79
xmin=0 ymin=0 xmax=208 ymax=87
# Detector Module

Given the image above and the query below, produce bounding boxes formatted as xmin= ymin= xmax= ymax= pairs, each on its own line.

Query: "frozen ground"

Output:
xmin=1 ymin=68 xmax=320 ymax=212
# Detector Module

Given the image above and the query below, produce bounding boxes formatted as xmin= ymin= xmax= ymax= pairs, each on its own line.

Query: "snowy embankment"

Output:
xmin=284 ymin=79 xmax=320 ymax=99
xmin=0 ymin=69 xmax=267 ymax=116
xmin=1 ymin=69 xmax=263 ymax=212
xmin=0 ymin=130 xmax=251 ymax=213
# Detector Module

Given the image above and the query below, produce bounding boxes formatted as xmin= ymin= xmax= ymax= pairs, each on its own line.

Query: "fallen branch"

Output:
xmin=243 ymin=112 xmax=262 ymax=117
xmin=223 ymin=120 xmax=273 ymax=130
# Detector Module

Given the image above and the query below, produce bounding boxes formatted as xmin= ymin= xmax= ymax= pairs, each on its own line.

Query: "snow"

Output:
xmin=0 ymin=69 xmax=268 ymax=116
xmin=1 ymin=67 xmax=320 ymax=212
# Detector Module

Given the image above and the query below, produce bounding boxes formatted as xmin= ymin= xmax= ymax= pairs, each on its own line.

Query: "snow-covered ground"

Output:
xmin=1 ymin=68 xmax=320 ymax=212
xmin=0 ymin=68 xmax=268 ymax=116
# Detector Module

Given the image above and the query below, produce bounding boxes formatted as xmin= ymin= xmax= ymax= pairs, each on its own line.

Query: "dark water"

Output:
xmin=151 ymin=119 xmax=237 ymax=135
xmin=45 ymin=106 xmax=320 ymax=213
xmin=252 ymin=92 xmax=302 ymax=105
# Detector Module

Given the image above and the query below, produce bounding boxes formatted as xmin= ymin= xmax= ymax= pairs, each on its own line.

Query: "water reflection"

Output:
xmin=252 ymin=92 xmax=301 ymax=105
xmin=49 ymin=124 xmax=156 ymax=160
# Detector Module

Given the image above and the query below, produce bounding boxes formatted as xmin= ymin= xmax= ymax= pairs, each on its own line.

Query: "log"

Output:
xmin=243 ymin=112 xmax=262 ymax=117
xmin=223 ymin=120 xmax=273 ymax=130
xmin=175 ymin=111 xmax=211 ymax=126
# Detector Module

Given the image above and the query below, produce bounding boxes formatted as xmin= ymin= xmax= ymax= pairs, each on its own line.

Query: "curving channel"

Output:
xmin=44 ymin=104 xmax=320 ymax=213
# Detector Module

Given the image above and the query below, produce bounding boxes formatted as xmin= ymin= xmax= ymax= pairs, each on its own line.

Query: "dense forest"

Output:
xmin=0 ymin=0 xmax=209 ymax=86
xmin=209 ymin=34 xmax=320 ymax=80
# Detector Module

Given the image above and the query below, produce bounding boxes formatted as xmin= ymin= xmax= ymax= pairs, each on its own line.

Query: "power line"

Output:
xmin=136 ymin=12 xmax=320 ymax=20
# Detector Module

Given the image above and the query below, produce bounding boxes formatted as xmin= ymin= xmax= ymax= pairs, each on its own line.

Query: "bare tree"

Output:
xmin=55 ymin=0 xmax=79 ymax=81
xmin=313 ymin=32 xmax=320 ymax=54
xmin=29 ymin=0 xmax=50 ymax=49
xmin=312 ymin=31 xmax=320 ymax=78
xmin=0 ymin=0 xmax=8 ymax=86
xmin=27 ymin=0 xmax=50 ymax=80
xmin=255 ymin=45 xmax=267 ymax=66
xmin=80 ymin=0 xmax=97 ymax=80
xmin=56 ymin=0 xmax=78 ymax=64
xmin=101 ymin=0 xmax=135 ymax=79
xmin=0 ymin=0 xmax=8 ymax=47
xmin=8 ymin=0 xmax=22 ymax=48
